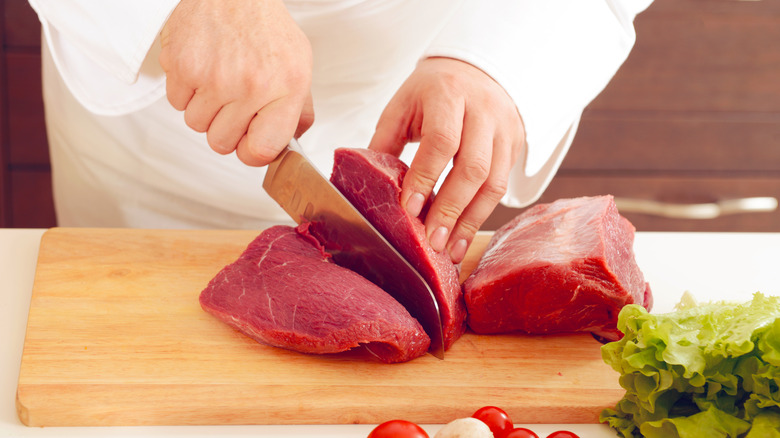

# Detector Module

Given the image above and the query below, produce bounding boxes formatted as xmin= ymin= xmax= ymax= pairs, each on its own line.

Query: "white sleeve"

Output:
xmin=423 ymin=0 xmax=653 ymax=207
xmin=28 ymin=0 xmax=180 ymax=115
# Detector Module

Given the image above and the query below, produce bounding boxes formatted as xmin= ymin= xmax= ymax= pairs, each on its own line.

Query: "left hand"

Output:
xmin=368 ymin=57 xmax=525 ymax=264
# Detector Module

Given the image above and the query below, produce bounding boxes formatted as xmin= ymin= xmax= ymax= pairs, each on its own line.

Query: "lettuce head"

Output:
xmin=600 ymin=292 xmax=780 ymax=438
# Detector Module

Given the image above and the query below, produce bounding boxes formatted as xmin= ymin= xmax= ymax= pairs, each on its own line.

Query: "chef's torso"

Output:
xmin=42 ymin=0 xmax=459 ymax=228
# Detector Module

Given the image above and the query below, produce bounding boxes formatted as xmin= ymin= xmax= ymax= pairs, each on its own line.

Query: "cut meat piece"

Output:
xmin=329 ymin=147 xmax=467 ymax=350
xmin=199 ymin=224 xmax=431 ymax=363
xmin=463 ymin=195 xmax=652 ymax=342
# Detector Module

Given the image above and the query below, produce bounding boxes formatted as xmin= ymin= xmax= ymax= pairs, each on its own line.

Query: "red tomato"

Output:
xmin=546 ymin=431 xmax=580 ymax=438
xmin=505 ymin=427 xmax=539 ymax=438
xmin=472 ymin=406 xmax=513 ymax=438
xmin=367 ymin=419 xmax=429 ymax=438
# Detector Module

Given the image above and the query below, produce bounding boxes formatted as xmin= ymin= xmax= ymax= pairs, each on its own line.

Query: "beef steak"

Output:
xmin=463 ymin=195 xmax=652 ymax=341
xmin=199 ymin=224 xmax=431 ymax=363
xmin=329 ymin=148 xmax=467 ymax=350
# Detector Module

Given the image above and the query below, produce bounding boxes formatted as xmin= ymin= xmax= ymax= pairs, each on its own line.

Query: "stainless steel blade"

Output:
xmin=263 ymin=139 xmax=444 ymax=359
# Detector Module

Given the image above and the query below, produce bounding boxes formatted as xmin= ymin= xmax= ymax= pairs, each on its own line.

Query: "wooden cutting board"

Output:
xmin=16 ymin=228 xmax=623 ymax=427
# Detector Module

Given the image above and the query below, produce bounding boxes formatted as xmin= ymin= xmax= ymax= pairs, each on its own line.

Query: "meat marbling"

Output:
xmin=463 ymin=195 xmax=652 ymax=342
xmin=329 ymin=148 xmax=467 ymax=350
xmin=199 ymin=224 xmax=431 ymax=363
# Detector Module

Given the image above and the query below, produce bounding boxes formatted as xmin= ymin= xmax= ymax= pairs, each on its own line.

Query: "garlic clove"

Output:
xmin=434 ymin=417 xmax=494 ymax=438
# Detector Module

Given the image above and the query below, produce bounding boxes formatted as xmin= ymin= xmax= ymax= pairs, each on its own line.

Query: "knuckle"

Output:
xmin=482 ymin=177 xmax=508 ymax=201
xmin=410 ymin=169 xmax=439 ymax=192
xmin=286 ymin=63 xmax=312 ymax=87
xmin=455 ymin=217 xmax=481 ymax=238
xmin=164 ymin=79 xmax=191 ymax=111
xmin=167 ymin=95 xmax=187 ymax=112
xmin=434 ymin=70 xmax=463 ymax=92
xmin=168 ymin=54 xmax=200 ymax=84
xmin=512 ymin=137 xmax=526 ymax=163
xmin=212 ymin=72 xmax=236 ymax=98
xmin=423 ymin=127 xmax=460 ymax=157
xmin=158 ymin=52 xmax=171 ymax=73
xmin=458 ymin=158 xmax=491 ymax=186
xmin=434 ymin=199 xmax=464 ymax=226
xmin=240 ymin=73 xmax=266 ymax=98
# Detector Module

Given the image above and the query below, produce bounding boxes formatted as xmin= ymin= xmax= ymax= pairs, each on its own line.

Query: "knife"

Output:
xmin=262 ymin=139 xmax=445 ymax=359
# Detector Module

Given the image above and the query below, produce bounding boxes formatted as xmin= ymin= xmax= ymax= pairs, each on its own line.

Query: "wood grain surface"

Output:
xmin=16 ymin=228 xmax=622 ymax=427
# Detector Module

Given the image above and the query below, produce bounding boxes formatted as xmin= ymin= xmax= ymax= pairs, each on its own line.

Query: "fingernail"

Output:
xmin=449 ymin=239 xmax=468 ymax=264
xmin=429 ymin=226 xmax=448 ymax=253
xmin=406 ymin=193 xmax=425 ymax=218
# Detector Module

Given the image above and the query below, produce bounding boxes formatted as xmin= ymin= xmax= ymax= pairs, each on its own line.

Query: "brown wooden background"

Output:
xmin=1 ymin=0 xmax=779 ymax=230
xmin=1 ymin=0 xmax=54 ymax=228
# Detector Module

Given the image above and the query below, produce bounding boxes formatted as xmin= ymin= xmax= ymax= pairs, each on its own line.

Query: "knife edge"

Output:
xmin=262 ymin=140 xmax=445 ymax=359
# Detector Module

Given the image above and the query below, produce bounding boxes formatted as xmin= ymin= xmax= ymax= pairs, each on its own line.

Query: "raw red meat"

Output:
xmin=329 ymin=148 xmax=467 ymax=350
xmin=199 ymin=224 xmax=431 ymax=363
xmin=463 ymin=195 xmax=652 ymax=342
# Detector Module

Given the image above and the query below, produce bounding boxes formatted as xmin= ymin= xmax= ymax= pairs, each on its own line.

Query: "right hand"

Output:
xmin=159 ymin=0 xmax=314 ymax=166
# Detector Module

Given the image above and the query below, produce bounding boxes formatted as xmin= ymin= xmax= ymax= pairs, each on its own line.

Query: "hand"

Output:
xmin=368 ymin=57 xmax=525 ymax=264
xmin=159 ymin=0 xmax=314 ymax=166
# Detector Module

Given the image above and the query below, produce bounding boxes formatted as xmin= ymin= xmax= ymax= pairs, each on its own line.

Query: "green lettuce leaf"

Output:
xmin=600 ymin=292 xmax=780 ymax=438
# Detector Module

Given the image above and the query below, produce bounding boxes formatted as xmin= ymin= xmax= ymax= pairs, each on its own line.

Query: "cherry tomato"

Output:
xmin=367 ymin=419 xmax=429 ymax=438
xmin=472 ymin=406 xmax=513 ymax=438
xmin=546 ymin=431 xmax=580 ymax=438
xmin=505 ymin=427 xmax=539 ymax=438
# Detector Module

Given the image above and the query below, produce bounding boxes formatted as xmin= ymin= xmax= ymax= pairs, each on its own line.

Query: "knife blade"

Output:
xmin=262 ymin=139 xmax=445 ymax=359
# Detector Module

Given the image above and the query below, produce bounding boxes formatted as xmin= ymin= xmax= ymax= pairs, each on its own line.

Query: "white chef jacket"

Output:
xmin=29 ymin=0 xmax=652 ymax=229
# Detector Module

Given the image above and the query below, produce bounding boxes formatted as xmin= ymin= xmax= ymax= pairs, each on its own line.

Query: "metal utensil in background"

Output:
xmin=615 ymin=196 xmax=778 ymax=219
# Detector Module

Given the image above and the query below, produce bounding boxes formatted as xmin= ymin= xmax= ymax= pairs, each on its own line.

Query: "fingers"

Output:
xmin=176 ymin=85 xmax=310 ymax=163
xmin=182 ymin=90 xmax=304 ymax=160
xmin=424 ymin=113 xmax=497 ymax=262
xmin=235 ymin=97 xmax=304 ymax=166
xmin=165 ymin=74 xmax=195 ymax=111
xmin=168 ymin=79 xmax=311 ymax=166
xmin=395 ymin=93 xmax=500 ymax=264
xmin=183 ymin=90 xmax=221 ymax=134
xmin=401 ymin=94 xmax=464 ymax=217
xmin=445 ymin=136 xmax=514 ymax=264
xmin=204 ymin=100 xmax=255 ymax=155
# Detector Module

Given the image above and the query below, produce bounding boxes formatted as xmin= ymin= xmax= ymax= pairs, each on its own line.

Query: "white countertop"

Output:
xmin=3 ymin=228 xmax=779 ymax=438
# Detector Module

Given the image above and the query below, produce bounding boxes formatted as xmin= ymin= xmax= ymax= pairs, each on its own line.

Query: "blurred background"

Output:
xmin=1 ymin=0 xmax=778 ymax=231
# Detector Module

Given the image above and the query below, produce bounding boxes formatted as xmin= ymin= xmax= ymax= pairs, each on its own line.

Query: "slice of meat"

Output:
xmin=463 ymin=195 xmax=652 ymax=342
xmin=329 ymin=147 xmax=467 ymax=350
xmin=199 ymin=224 xmax=431 ymax=363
